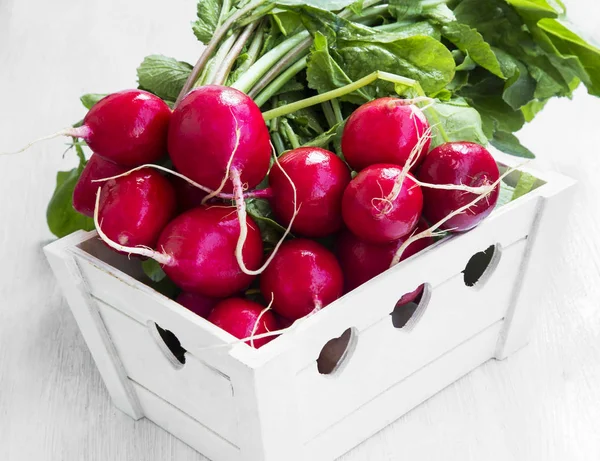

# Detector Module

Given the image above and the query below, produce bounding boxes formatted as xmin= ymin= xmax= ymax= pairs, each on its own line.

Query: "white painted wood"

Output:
xmin=2 ymin=1 xmax=600 ymax=460
xmin=304 ymin=321 xmax=505 ymax=461
xmin=296 ymin=239 xmax=529 ymax=442
xmin=495 ymin=174 xmax=577 ymax=359
xmin=132 ymin=381 xmax=241 ymax=461
xmin=43 ymin=231 xmax=143 ymax=420
xmin=96 ymin=299 xmax=239 ymax=444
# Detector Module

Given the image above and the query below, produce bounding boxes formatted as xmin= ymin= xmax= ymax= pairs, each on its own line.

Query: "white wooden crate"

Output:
xmin=43 ymin=156 xmax=576 ymax=461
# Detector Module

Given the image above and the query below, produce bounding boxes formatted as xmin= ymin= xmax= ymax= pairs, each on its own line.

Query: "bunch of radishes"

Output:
xmin=57 ymin=84 xmax=501 ymax=349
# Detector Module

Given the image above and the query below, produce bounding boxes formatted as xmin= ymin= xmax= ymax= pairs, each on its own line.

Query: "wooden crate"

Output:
xmin=43 ymin=157 xmax=575 ymax=461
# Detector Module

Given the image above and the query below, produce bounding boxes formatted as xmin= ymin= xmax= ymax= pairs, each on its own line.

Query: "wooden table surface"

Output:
xmin=1 ymin=1 xmax=600 ymax=460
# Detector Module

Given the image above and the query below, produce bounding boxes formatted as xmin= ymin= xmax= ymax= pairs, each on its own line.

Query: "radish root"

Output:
xmin=93 ymin=187 xmax=172 ymax=265
xmin=92 ymin=162 xmax=272 ymax=201
xmin=250 ymin=294 xmax=274 ymax=348
xmin=201 ymin=110 xmax=242 ymax=204
xmin=1 ymin=126 xmax=90 ymax=155
xmin=232 ymin=150 xmax=300 ymax=276
xmin=389 ymin=162 xmax=529 ymax=266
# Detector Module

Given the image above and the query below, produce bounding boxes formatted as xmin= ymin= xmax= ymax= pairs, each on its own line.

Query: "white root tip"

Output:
xmin=93 ymin=187 xmax=172 ymax=265
xmin=202 ymin=110 xmax=242 ymax=204
xmin=389 ymin=161 xmax=530 ymax=267
xmin=1 ymin=126 xmax=88 ymax=156
xmin=233 ymin=147 xmax=300 ymax=276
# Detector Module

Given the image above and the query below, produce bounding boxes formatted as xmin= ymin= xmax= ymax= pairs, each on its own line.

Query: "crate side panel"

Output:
xmin=297 ymin=239 xmax=527 ymax=441
xmin=270 ymin=197 xmax=538 ymax=369
xmin=304 ymin=321 xmax=503 ymax=461
xmin=133 ymin=381 xmax=241 ymax=461
xmin=72 ymin=251 xmax=246 ymax=374
xmin=97 ymin=300 xmax=239 ymax=444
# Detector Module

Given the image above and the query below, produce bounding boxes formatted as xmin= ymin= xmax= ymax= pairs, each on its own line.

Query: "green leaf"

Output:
xmin=495 ymin=180 xmax=516 ymax=209
xmin=490 ymin=131 xmax=535 ymax=158
xmin=137 ymin=55 xmax=193 ymax=103
xmin=537 ymin=18 xmax=600 ymax=96
xmin=46 ymin=145 xmax=95 ymax=238
xmin=246 ymin=198 xmax=291 ymax=246
xmin=441 ymin=23 xmax=504 ymax=78
xmin=80 ymin=93 xmax=107 ymax=110
xmin=388 ymin=0 xmax=454 ymax=23
xmin=302 ymin=121 xmax=344 ymax=148
xmin=142 ymin=259 xmax=167 ymax=283
xmin=426 ymin=98 xmax=488 ymax=147
xmin=193 ymin=0 xmax=224 ymax=44
xmin=511 ymin=171 xmax=539 ymax=199
xmin=277 ymin=0 xmax=359 ymax=11
xmin=307 ymin=32 xmax=371 ymax=104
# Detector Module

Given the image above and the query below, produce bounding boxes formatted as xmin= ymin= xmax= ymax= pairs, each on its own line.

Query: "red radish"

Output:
xmin=169 ymin=174 xmax=209 ymax=213
xmin=168 ymin=85 xmax=290 ymax=276
xmin=168 ymin=85 xmax=271 ymax=193
xmin=175 ymin=292 xmax=219 ymax=319
xmin=73 ymin=154 xmax=127 ymax=217
xmin=6 ymin=90 xmax=171 ymax=165
xmin=260 ymin=239 xmax=344 ymax=321
xmin=268 ymin=147 xmax=351 ymax=237
xmin=207 ymin=298 xmax=279 ymax=348
xmin=98 ymin=168 xmax=176 ymax=249
xmin=417 ymin=142 xmax=500 ymax=232
xmin=341 ymin=164 xmax=423 ymax=244
xmin=341 ymin=98 xmax=430 ymax=172
xmin=156 ymin=207 xmax=263 ymax=298
xmin=335 ymin=219 xmax=434 ymax=293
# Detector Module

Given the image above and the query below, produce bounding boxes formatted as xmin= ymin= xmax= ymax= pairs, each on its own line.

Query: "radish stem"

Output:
xmin=254 ymin=57 xmax=308 ymax=107
xmin=212 ymin=22 xmax=259 ymax=86
xmin=247 ymin=38 xmax=311 ymax=98
xmin=175 ymin=0 xmax=269 ymax=107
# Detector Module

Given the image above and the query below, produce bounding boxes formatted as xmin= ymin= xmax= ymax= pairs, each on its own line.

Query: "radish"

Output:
xmin=8 ymin=90 xmax=171 ymax=165
xmin=341 ymin=98 xmax=431 ymax=172
xmin=207 ymin=298 xmax=279 ymax=348
xmin=97 ymin=168 xmax=176 ymax=249
xmin=268 ymin=147 xmax=351 ymax=237
xmin=167 ymin=85 xmax=291 ymax=276
xmin=169 ymin=174 xmax=209 ymax=214
xmin=73 ymin=154 xmax=127 ymax=217
xmin=168 ymin=85 xmax=271 ymax=194
xmin=341 ymin=164 xmax=423 ymax=244
xmin=417 ymin=142 xmax=500 ymax=232
xmin=175 ymin=292 xmax=219 ymax=319
xmin=157 ymin=206 xmax=263 ymax=298
xmin=260 ymin=239 xmax=344 ymax=321
xmin=335 ymin=219 xmax=434 ymax=294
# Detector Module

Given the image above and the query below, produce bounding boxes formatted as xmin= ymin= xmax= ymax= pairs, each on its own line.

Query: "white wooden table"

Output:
xmin=1 ymin=1 xmax=599 ymax=460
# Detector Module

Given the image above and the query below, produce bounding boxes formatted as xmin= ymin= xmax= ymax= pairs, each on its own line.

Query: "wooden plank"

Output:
xmin=43 ymin=231 xmax=143 ymax=420
xmin=495 ymin=172 xmax=577 ymax=359
xmin=96 ymin=300 xmax=239 ymax=444
xmin=297 ymin=240 xmax=527 ymax=441
xmin=133 ymin=381 xmax=241 ymax=461
xmin=303 ymin=321 xmax=504 ymax=461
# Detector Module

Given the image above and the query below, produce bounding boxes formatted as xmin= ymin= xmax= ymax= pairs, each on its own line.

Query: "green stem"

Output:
xmin=212 ymin=22 xmax=258 ymax=86
xmin=351 ymin=4 xmax=390 ymax=22
xmin=281 ymin=120 xmax=300 ymax=149
xmin=321 ymin=101 xmax=337 ymax=128
xmin=263 ymin=71 xmax=422 ymax=120
xmin=331 ymin=99 xmax=344 ymax=124
xmin=231 ymin=31 xmax=310 ymax=94
xmin=339 ymin=0 xmax=384 ymax=18
xmin=198 ymin=31 xmax=240 ymax=87
xmin=272 ymin=131 xmax=286 ymax=156
xmin=235 ymin=19 xmax=266 ymax=76
xmin=248 ymin=40 xmax=311 ymax=98
xmin=253 ymin=57 xmax=308 ymax=108
xmin=216 ymin=0 xmax=233 ymax=27
xmin=174 ymin=0 xmax=268 ymax=107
